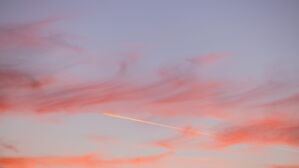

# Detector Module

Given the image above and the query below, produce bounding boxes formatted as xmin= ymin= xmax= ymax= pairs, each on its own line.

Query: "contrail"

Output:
xmin=102 ymin=112 xmax=298 ymax=153
xmin=103 ymin=112 xmax=183 ymax=131
xmin=102 ymin=112 xmax=211 ymax=136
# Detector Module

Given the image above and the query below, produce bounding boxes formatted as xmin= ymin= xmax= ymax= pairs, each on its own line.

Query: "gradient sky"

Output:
xmin=0 ymin=0 xmax=299 ymax=168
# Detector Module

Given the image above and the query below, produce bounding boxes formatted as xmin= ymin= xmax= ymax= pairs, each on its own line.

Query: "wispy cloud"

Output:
xmin=0 ymin=143 xmax=18 ymax=153
xmin=0 ymin=16 xmax=82 ymax=52
xmin=213 ymin=116 xmax=299 ymax=148
xmin=152 ymin=126 xmax=201 ymax=152
xmin=186 ymin=52 xmax=231 ymax=66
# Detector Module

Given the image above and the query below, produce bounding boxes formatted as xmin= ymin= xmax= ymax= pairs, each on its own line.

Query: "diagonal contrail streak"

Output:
xmin=102 ymin=112 xmax=211 ymax=136
xmin=103 ymin=112 xmax=183 ymax=131
xmin=102 ymin=112 xmax=299 ymax=153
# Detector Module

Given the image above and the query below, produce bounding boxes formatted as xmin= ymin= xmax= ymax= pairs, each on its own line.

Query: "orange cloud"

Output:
xmin=0 ymin=152 xmax=170 ymax=168
xmin=0 ymin=155 xmax=101 ymax=168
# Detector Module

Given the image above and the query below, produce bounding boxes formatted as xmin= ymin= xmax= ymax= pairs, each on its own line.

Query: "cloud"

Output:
xmin=213 ymin=116 xmax=299 ymax=148
xmin=0 ymin=154 xmax=100 ymax=168
xmin=0 ymin=18 xmax=87 ymax=114
xmin=0 ymin=18 xmax=235 ymax=118
xmin=270 ymin=165 xmax=299 ymax=168
xmin=152 ymin=127 xmax=200 ymax=152
xmin=116 ymin=51 xmax=142 ymax=76
xmin=0 ymin=144 xmax=18 ymax=153
xmin=0 ymin=69 xmax=53 ymax=113
xmin=0 ymin=16 xmax=82 ymax=52
xmin=186 ymin=53 xmax=231 ymax=66
xmin=258 ymin=93 xmax=299 ymax=110
xmin=1 ymin=18 xmax=298 ymax=126
xmin=0 ymin=138 xmax=19 ymax=153
xmin=33 ymin=71 xmax=228 ymax=118
xmin=0 ymin=152 xmax=170 ymax=168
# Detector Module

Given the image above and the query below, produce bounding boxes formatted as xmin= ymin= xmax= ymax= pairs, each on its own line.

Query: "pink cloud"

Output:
xmin=0 ymin=69 xmax=53 ymax=114
xmin=186 ymin=52 xmax=231 ymax=66
xmin=270 ymin=165 xmax=299 ymax=168
xmin=0 ymin=144 xmax=18 ymax=153
xmin=1 ymin=19 xmax=298 ymax=132
xmin=213 ymin=116 xmax=299 ymax=148
xmin=152 ymin=127 xmax=200 ymax=152
xmin=258 ymin=93 xmax=299 ymax=109
xmin=0 ymin=19 xmax=234 ymax=117
xmin=0 ymin=152 xmax=170 ymax=168
xmin=0 ymin=17 xmax=82 ymax=52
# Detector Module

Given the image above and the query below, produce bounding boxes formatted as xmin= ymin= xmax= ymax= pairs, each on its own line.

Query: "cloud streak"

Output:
xmin=102 ymin=112 xmax=192 ymax=132
xmin=0 ymin=152 xmax=170 ymax=168
xmin=213 ymin=116 xmax=299 ymax=148
xmin=0 ymin=16 xmax=82 ymax=52
xmin=270 ymin=165 xmax=299 ymax=168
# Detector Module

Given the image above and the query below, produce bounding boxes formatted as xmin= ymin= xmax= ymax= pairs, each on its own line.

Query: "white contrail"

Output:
xmin=101 ymin=112 xmax=298 ymax=153
xmin=102 ymin=112 xmax=212 ymax=136
xmin=103 ymin=112 xmax=183 ymax=131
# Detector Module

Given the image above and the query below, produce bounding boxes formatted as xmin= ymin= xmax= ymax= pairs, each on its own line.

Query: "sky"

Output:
xmin=0 ymin=0 xmax=299 ymax=168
